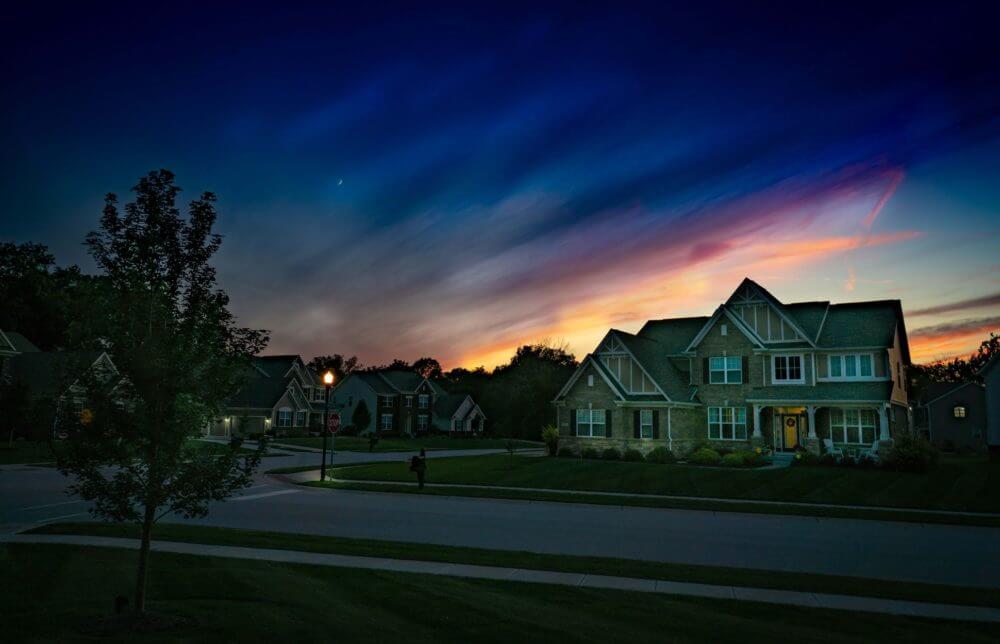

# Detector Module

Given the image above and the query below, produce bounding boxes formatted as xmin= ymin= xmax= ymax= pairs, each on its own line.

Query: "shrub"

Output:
xmin=581 ymin=447 xmax=600 ymax=460
xmin=646 ymin=446 xmax=676 ymax=464
xmin=734 ymin=450 xmax=765 ymax=467
xmin=688 ymin=447 xmax=721 ymax=465
xmin=721 ymin=452 xmax=744 ymax=467
xmin=886 ymin=434 xmax=939 ymax=472
xmin=793 ymin=451 xmax=820 ymax=467
xmin=818 ymin=453 xmax=838 ymax=467
xmin=541 ymin=425 xmax=560 ymax=457
xmin=622 ymin=448 xmax=644 ymax=462
xmin=557 ymin=446 xmax=576 ymax=458
xmin=602 ymin=447 xmax=621 ymax=460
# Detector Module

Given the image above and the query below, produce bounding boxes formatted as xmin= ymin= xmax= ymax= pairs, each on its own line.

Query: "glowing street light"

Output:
xmin=321 ymin=371 xmax=335 ymax=481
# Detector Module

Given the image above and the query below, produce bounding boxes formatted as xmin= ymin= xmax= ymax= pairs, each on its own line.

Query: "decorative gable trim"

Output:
xmin=684 ymin=306 xmax=764 ymax=352
xmin=813 ymin=303 xmax=831 ymax=344
xmin=600 ymin=330 xmax=671 ymax=401
xmin=553 ymin=354 xmax=626 ymax=402
xmin=726 ymin=279 xmax=817 ymax=347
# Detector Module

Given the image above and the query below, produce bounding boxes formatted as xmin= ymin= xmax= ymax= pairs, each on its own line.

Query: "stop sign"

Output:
xmin=328 ymin=413 xmax=341 ymax=434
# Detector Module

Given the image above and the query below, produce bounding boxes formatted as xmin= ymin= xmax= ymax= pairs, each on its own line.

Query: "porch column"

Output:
xmin=878 ymin=404 xmax=890 ymax=441
xmin=806 ymin=405 xmax=817 ymax=439
xmin=752 ymin=405 xmax=762 ymax=438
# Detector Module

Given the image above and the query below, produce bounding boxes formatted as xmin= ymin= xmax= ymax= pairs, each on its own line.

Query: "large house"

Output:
xmin=1 ymin=329 xmax=121 ymax=439
xmin=982 ymin=355 xmax=1000 ymax=461
xmin=332 ymin=369 xmax=485 ymax=435
xmin=204 ymin=355 xmax=326 ymax=437
xmin=553 ymin=279 xmax=911 ymax=457
xmin=914 ymin=382 xmax=986 ymax=451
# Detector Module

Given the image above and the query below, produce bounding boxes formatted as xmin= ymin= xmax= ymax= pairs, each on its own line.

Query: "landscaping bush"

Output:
xmin=688 ymin=447 xmax=721 ymax=465
xmin=622 ymin=448 xmax=644 ymax=462
xmin=645 ymin=446 xmax=676 ymax=464
xmin=581 ymin=447 xmax=600 ymax=459
xmin=792 ymin=451 xmax=820 ymax=466
xmin=541 ymin=425 xmax=560 ymax=457
xmin=557 ymin=446 xmax=576 ymax=458
xmin=818 ymin=453 xmax=838 ymax=466
xmin=602 ymin=447 xmax=621 ymax=460
xmin=885 ymin=434 xmax=939 ymax=472
xmin=720 ymin=452 xmax=744 ymax=467
xmin=734 ymin=449 xmax=766 ymax=467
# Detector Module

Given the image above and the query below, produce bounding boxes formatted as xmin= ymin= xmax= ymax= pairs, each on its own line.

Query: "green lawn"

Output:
xmin=31 ymin=521 xmax=1000 ymax=609
xmin=328 ymin=453 xmax=1000 ymax=513
xmin=274 ymin=435 xmax=542 ymax=452
xmin=3 ymin=543 xmax=996 ymax=643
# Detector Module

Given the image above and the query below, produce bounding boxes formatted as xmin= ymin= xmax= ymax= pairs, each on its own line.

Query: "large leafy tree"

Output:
xmin=308 ymin=354 xmax=361 ymax=381
xmin=0 ymin=242 xmax=98 ymax=349
xmin=412 ymin=357 xmax=443 ymax=379
xmin=56 ymin=170 xmax=269 ymax=613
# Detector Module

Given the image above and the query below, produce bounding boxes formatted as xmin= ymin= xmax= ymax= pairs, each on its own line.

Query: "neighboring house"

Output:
xmin=915 ymin=382 xmax=986 ymax=451
xmin=204 ymin=355 xmax=325 ymax=438
xmin=1 ymin=330 xmax=120 ymax=439
xmin=331 ymin=369 xmax=485 ymax=435
xmin=553 ymin=278 xmax=912 ymax=457
xmin=981 ymin=355 xmax=1000 ymax=461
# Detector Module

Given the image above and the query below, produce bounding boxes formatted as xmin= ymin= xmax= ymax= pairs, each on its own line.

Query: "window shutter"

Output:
xmin=702 ymin=357 xmax=709 ymax=384
xmin=570 ymin=410 xmax=576 ymax=436
xmin=633 ymin=410 xmax=640 ymax=439
xmin=741 ymin=357 xmax=749 ymax=384
xmin=652 ymin=410 xmax=660 ymax=439
xmin=605 ymin=409 xmax=612 ymax=437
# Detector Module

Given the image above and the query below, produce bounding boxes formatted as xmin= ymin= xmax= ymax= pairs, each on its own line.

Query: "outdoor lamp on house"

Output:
xmin=321 ymin=371 xmax=335 ymax=481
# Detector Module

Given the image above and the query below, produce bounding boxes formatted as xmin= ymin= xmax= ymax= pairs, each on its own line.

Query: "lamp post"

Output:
xmin=321 ymin=370 xmax=335 ymax=482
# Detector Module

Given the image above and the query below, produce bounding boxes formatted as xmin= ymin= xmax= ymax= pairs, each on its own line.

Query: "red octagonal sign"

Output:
xmin=328 ymin=413 xmax=341 ymax=434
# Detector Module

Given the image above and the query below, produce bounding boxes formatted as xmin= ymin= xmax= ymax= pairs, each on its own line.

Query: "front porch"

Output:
xmin=750 ymin=403 xmax=894 ymax=456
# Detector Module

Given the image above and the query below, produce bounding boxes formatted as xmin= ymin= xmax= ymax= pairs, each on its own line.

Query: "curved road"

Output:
xmin=3 ymin=448 xmax=998 ymax=589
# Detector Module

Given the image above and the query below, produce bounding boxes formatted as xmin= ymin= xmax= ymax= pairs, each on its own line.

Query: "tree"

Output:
xmin=56 ymin=170 xmax=269 ymax=614
xmin=412 ymin=357 xmax=443 ymax=379
xmin=0 ymin=242 xmax=99 ymax=350
xmin=352 ymin=399 xmax=372 ymax=435
xmin=308 ymin=354 xmax=361 ymax=382
xmin=910 ymin=332 xmax=1000 ymax=394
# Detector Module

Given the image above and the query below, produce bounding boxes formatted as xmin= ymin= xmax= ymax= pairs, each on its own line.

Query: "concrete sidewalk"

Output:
xmin=5 ymin=532 xmax=999 ymax=623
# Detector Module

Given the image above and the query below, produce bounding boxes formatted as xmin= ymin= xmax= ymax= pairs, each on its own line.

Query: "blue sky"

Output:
xmin=2 ymin=2 xmax=998 ymax=366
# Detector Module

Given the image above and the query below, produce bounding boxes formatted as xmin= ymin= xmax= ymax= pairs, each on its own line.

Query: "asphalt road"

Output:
xmin=3 ymin=447 xmax=999 ymax=589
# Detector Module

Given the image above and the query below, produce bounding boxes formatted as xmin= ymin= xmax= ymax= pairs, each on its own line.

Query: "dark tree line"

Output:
xmin=909 ymin=333 xmax=999 ymax=395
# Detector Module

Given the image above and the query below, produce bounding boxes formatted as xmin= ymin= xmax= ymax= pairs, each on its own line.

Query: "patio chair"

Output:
xmin=822 ymin=438 xmax=844 ymax=460
xmin=858 ymin=439 xmax=880 ymax=463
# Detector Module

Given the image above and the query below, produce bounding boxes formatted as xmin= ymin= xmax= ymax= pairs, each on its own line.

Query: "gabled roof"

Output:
xmin=727 ymin=278 xmax=817 ymax=347
xmin=784 ymin=302 xmax=829 ymax=342
xmin=0 ymin=330 xmax=40 ymax=353
xmin=226 ymin=355 xmax=316 ymax=410
xmin=613 ymin=330 xmax=694 ymax=401
xmin=919 ymin=381 xmax=985 ymax=406
xmin=553 ymin=354 xmax=627 ymax=402
xmin=434 ymin=393 xmax=468 ymax=419
xmin=637 ymin=316 xmax=709 ymax=353
xmin=815 ymin=300 xmax=907 ymax=359
xmin=377 ymin=369 xmax=427 ymax=393
xmin=4 ymin=351 xmax=108 ymax=399
xmin=746 ymin=381 xmax=894 ymax=402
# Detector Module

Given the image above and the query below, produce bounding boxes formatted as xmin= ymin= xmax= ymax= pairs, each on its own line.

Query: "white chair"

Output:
xmin=858 ymin=439 xmax=880 ymax=463
xmin=823 ymin=438 xmax=844 ymax=460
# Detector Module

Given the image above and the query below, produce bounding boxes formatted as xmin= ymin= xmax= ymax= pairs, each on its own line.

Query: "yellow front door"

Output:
xmin=783 ymin=416 xmax=799 ymax=450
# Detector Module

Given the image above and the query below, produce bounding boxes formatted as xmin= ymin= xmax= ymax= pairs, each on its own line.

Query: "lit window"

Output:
xmin=709 ymin=356 xmax=742 ymax=384
xmin=639 ymin=410 xmax=653 ymax=439
xmin=954 ymin=406 xmax=966 ymax=419
xmin=708 ymin=407 xmax=747 ymax=441
xmin=772 ymin=355 xmax=802 ymax=383
xmin=587 ymin=374 xmax=594 ymax=387
xmin=576 ymin=409 xmax=606 ymax=437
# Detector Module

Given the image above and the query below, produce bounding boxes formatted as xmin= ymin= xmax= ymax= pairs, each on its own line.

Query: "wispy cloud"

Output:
xmin=909 ymin=292 xmax=1000 ymax=317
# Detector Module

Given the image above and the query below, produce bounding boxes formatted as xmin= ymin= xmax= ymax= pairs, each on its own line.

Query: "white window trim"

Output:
xmin=277 ymin=408 xmax=293 ymax=428
xmin=770 ymin=354 xmax=805 ymax=385
xmin=707 ymin=406 xmax=747 ymax=441
xmin=576 ymin=408 xmax=606 ymax=438
xmin=639 ymin=409 xmax=654 ymax=439
xmin=380 ymin=413 xmax=393 ymax=431
xmin=418 ymin=394 xmax=430 ymax=409
xmin=709 ymin=355 xmax=742 ymax=385
xmin=829 ymin=408 xmax=877 ymax=445
xmin=417 ymin=414 xmax=429 ymax=431
xmin=822 ymin=353 xmax=881 ymax=382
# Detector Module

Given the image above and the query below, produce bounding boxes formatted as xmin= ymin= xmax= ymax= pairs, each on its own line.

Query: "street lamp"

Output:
xmin=321 ymin=370 xmax=335 ymax=482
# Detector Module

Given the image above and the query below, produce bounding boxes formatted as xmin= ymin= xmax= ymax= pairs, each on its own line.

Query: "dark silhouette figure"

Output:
xmin=410 ymin=448 xmax=427 ymax=489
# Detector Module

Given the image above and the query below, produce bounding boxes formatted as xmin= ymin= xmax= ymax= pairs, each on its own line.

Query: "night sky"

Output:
xmin=2 ymin=2 xmax=998 ymax=367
